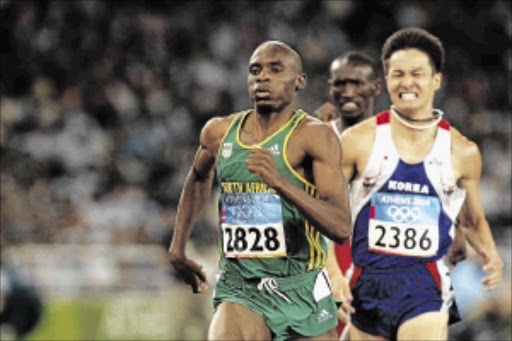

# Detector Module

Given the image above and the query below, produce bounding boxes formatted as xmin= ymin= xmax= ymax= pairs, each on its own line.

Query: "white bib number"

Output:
xmin=369 ymin=219 xmax=438 ymax=257
xmin=221 ymin=191 xmax=287 ymax=258
xmin=368 ymin=192 xmax=441 ymax=257
xmin=222 ymin=223 xmax=287 ymax=258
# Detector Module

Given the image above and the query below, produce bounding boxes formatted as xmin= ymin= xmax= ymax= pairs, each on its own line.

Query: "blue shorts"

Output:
xmin=348 ymin=260 xmax=461 ymax=339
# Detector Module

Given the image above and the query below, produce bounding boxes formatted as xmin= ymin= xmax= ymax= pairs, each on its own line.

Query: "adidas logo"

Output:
xmin=268 ymin=144 xmax=280 ymax=156
xmin=316 ymin=309 xmax=333 ymax=323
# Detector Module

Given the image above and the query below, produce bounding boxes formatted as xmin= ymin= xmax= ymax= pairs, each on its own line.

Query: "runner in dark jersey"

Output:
xmin=340 ymin=27 xmax=502 ymax=341
xmin=315 ymin=50 xmax=470 ymax=340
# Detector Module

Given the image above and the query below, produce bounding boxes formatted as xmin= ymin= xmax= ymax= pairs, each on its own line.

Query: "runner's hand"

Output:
xmin=447 ymin=229 xmax=467 ymax=267
xmin=332 ymin=275 xmax=355 ymax=324
xmin=169 ymin=253 xmax=209 ymax=293
xmin=247 ymin=146 xmax=284 ymax=188
xmin=481 ymin=250 xmax=503 ymax=291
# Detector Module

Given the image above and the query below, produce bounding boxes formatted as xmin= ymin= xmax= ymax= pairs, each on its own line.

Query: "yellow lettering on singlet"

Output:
xmin=222 ymin=182 xmax=277 ymax=194
xmin=245 ymin=183 xmax=254 ymax=192
xmin=244 ymin=182 xmax=276 ymax=193
xmin=221 ymin=182 xmax=244 ymax=193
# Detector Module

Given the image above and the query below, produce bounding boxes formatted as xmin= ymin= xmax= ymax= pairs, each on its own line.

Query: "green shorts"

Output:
xmin=213 ymin=269 xmax=338 ymax=341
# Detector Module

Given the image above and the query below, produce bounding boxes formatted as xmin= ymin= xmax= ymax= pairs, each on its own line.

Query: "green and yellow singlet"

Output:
xmin=216 ymin=109 xmax=327 ymax=278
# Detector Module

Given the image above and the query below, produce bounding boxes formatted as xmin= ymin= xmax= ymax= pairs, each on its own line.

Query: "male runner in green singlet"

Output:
xmin=169 ymin=41 xmax=352 ymax=340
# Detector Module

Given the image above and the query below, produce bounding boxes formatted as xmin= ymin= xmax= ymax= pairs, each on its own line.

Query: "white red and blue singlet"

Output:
xmin=349 ymin=111 xmax=466 ymax=271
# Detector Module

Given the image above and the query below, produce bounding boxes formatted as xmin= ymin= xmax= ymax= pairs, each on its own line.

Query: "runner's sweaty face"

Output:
xmin=385 ymin=48 xmax=441 ymax=117
xmin=328 ymin=60 xmax=377 ymax=121
xmin=247 ymin=42 xmax=305 ymax=114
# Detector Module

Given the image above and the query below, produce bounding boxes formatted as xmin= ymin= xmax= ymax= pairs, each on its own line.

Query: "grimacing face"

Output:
xmin=385 ymin=48 xmax=441 ymax=116
xmin=328 ymin=61 xmax=377 ymax=120
xmin=247 ymin=44 xmax=305 ymax=114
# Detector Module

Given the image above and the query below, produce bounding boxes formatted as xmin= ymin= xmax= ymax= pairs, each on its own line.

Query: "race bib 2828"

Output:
xmin=221 ymin=192 xmax=287 ymax=258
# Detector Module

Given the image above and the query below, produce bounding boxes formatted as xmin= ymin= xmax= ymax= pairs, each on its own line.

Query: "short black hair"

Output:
xmin=381 ymin=27 xmax=445 ymax=74
xmin=331 ymin=51 xmax=380 ymax=79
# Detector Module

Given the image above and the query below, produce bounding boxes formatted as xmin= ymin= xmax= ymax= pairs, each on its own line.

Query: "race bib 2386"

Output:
xmin=368 ymin=192 xmax=440 ymax=257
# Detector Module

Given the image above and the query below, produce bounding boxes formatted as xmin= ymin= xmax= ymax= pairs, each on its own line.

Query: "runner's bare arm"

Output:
xmin=247 ymin=122 xmax=351 ymax=243
xmin=454 ymin=135 xmax=503 ymax=291
xmin=326 ymin=243 xmax=355 ymax=323
xmin=308 ymin=124 xmax=352 ymax=242
xmin=169 ymin=116 xmax=233 ymax=293
xmin=340 ymin=119 xmax=375 ymax=181
xmin=325 ymin=244 xmax=343 ymax=285
xmin=447 ymin=220 xmax=468 ymax=266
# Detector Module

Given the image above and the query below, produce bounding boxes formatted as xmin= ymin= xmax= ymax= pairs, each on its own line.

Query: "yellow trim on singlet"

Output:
xmin=283 ymin=110 xmax=315 ymax=188
xmin=233 ymin=109 xmax=313 ymax=188
xmin=304 ymin=222 xmax=315 ymax=271
xmin=303 ymin=182 xmax=325 ymax=270
xmin=216 ymin=111 xmax=249 ymax=161
xmin=283 ymin=113 xmax=325 ymax=270
xmin=236 ymin=110 xmax=299 ymax=149
xmin=314 ymin=231 xmax=325 ymax=268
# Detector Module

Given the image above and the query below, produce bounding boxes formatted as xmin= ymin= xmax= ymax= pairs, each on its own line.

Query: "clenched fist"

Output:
xmin=169 ymin=253 xmax=209 ymax=293
xmin=246 ymin=146 xmax=284 ymax=189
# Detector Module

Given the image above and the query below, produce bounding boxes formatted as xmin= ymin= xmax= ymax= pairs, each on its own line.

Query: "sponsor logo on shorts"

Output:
xmin=316 ymin=309 xmax=333 ymax=323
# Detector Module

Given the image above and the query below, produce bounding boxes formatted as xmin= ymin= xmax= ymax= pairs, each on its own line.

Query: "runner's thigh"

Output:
xmin=397 ymin=310 xmax=448 ymax=341
xmin=208 ymin=301 xmax=271 ymax=340
xmin=350 ymin=324 xmax=388 ymax=341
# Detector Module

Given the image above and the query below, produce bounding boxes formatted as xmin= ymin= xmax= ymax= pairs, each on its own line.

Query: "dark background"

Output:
xmin=1 ymin=1 xmax=510 ymax=340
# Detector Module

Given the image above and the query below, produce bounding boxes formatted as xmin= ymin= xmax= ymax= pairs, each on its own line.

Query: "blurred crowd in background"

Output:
xmin=1 ymin=1 xmax=510 ymax=340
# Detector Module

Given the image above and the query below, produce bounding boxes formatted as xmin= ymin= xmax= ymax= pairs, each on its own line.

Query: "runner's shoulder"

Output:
xmin=299 ymin=114 xmax=340 ymax=143
xmin=341 ymin=116 xmax=376 ymax=145
xmin=201 ymin=113 xmax=239 ymax=145
xmin=450 ymin=126 xmax=481 ymax=164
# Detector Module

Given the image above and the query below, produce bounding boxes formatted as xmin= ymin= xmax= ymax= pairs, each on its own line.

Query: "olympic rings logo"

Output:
xmin=386 ymin=206 xmax=422 ymax=223
xmin=230 ymin=205 xmax=264 ymax=221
